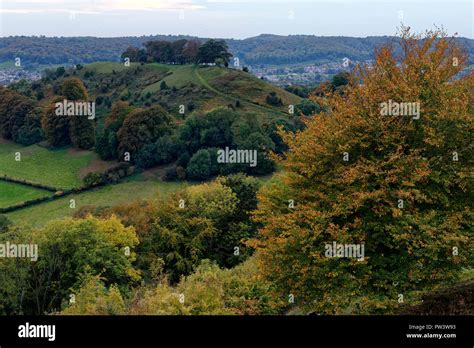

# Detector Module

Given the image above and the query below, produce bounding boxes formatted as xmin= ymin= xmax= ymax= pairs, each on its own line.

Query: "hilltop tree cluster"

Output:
xmin=122 ymin=39 xmax=232 ymax=65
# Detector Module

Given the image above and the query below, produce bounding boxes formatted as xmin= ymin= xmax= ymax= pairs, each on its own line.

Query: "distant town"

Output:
xmin=0 ymin=68 xmax=41 ymax=86
xmin=251 ymin=60 xmax=364 ymax=86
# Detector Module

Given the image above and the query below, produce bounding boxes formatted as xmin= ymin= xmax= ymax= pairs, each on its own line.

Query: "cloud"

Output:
xmin=0 ymin=0 xmax=205 ymax=14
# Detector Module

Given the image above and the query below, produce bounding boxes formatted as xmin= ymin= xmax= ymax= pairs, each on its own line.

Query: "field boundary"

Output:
xmin=0 ymin=175 xmax=62 ymax=192
xmin=0 ymin=180 xmax=123 ymax=214
xmin=0 ymin=163 xmax=136 ymax=214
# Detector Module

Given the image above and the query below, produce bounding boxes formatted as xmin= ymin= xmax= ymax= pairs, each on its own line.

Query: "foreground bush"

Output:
xmin=62 ymin=257 xmax=284 ymax=315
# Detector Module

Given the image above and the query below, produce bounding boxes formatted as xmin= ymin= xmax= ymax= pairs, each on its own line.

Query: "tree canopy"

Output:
xmin=249 ymin=28 xmax=474 ymax=314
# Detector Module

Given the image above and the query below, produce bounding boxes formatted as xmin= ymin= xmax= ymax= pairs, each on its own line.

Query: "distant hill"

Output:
xmin=1 ymin=35 xmax=473 ymax=69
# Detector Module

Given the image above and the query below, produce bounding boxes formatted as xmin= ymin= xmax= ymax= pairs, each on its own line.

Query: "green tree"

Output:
xmin=61 ymin=274 xmax=126 ymax=315
xmin=187 ymin=149 xmax=212 ymax=180
xmin=331 ymin=71 xmax=351 ymax=89
xmin=0 ymin=216 xmax=139 ymax=314
xmin=117 ymin=105 xmax=172 ymax=162
xmin=196 ymin=39 xmax=232 ymax=65
xmin=97 ymin=101 xmax=134 ymax=160
xmin=61 ymin=78 xmax=95 ymax=149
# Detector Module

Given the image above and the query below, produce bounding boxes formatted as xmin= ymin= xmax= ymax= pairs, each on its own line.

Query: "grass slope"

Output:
xmin=0 ymin=181 xmax=50 ymax=209
xmin=0 ymin=140 xmax=103 ymax=189
xmin=76 ymin=62 xmax=302 ymax=120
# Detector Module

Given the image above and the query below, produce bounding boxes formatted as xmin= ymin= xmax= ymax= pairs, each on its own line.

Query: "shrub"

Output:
xmin=187 ymin=149 xmax=212 ymax=180
xmin=265 ymin=91 xmax=283 ymax=106
xmin=83 ymin=172 xmax=106 ymax=188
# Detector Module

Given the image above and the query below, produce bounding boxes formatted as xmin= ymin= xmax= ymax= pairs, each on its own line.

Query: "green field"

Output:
xmin=0 ymin=181 xmax=51 ymax=209
xmin=0 ymin=141 xmax=102 ymax=189
xmin=6 ymin=177 xmax=188 ymax=227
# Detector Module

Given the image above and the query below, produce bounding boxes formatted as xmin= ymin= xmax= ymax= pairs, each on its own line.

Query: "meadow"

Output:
xmin=0 ymin=140 xmax=103 ymax=189
xmin=0 ymin=180 xmax=50 ymax=209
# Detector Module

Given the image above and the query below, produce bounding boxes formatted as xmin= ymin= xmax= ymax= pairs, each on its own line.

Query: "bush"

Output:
xmin=265 ymin=91 xmax=283 ymax=106
xmin=0 ymin=215 xmax=12 ymax=232
xmin=83 ymin=172 xmax=106 ymax=188
xmin=187 ymin=101 xmax=195 ymax=112
xmin=83 ymin=163 xmax=134 ymax=187
xmin=176 ymin=166 xmax=187 ymax=180
xmin=186 ymin=149 xmax=212 ymax=180
xmin=295 ymin=99 xmax=322 ymax=116
xmin=128 ymin=258 xmax=284 ymax=315
xmin=177 ymin=152 xmax=191 ymax=167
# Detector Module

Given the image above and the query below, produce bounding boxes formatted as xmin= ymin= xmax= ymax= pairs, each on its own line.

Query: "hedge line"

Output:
xmin=0 ymin=163 xmax=136 ymax=214
xmin=0 ymin=175 xmax=61 ymax=192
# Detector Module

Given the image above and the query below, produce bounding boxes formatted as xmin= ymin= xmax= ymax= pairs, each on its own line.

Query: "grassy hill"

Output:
xmin=66 ymin=62 xmax=301 ymax=122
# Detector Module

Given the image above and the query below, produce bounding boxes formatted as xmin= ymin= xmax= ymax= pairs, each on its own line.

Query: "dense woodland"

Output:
xmin=0 ymin=29 xmax=472 ymax=315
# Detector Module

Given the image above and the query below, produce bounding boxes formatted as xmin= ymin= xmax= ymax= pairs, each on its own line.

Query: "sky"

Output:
xmin=0 ymin=0 xmax=472 ymax=39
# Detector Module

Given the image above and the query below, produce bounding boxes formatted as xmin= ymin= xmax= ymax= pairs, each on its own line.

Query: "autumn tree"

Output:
xmin=60 ymin=77 xmax=88 ymax=101
xmin=250 ymin=28 xmax=473 ymax=314
xmin=182 ymin=40 xmax=202 ymax=63
xmin=41 ymin=78 xmax=95 ymax=149
xmin=97 ymin=101 xmax=134 ymax=160
xmin=62 ymin=78 xmax=95 ymax=149
xmin=60 ymin=274 xmax=126 ymax=315
xmin=41 ymin=96 xmax=71 ymax=147
xmin=0 ymin=87 xmax=41 ymax=145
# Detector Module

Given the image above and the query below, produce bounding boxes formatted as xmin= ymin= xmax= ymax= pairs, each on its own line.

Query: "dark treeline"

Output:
xmin=2 ymin=35 xmax=473 ymax=67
